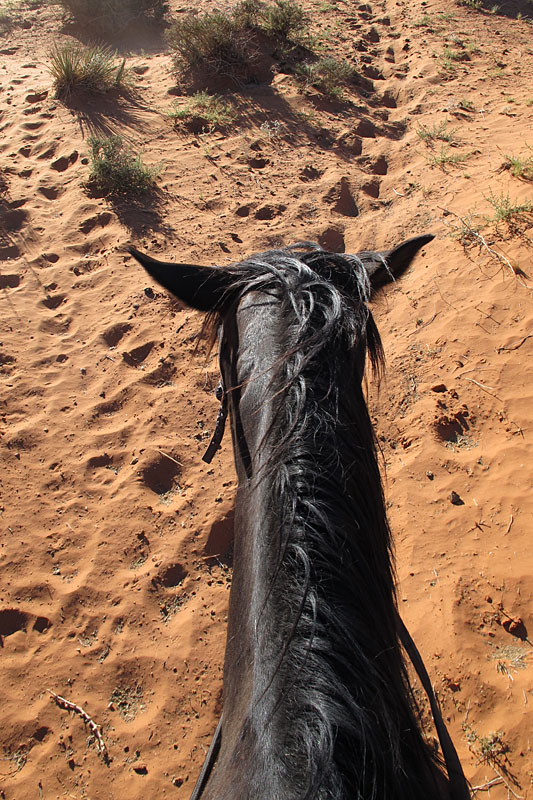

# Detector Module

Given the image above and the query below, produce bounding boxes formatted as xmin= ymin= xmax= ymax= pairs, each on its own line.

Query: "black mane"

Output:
xmin=210 ymin=245 xmax=445 ymax=799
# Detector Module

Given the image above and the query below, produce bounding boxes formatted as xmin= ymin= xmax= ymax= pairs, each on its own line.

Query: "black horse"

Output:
xmin=129 ymin=237 xmax=469 ymax=800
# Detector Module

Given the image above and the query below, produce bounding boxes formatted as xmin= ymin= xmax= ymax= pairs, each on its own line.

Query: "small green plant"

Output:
xmin=456 ymin=0 xmax=482 ymax=8
xmin=477 ymin=731 xmax=509 ymax=765
xmin=49 ymin=43 xmax=128 ymax=97
xmin=57 ymin=0 xmax=168 ymax=36
xmin=427 ymin=145 xmax=470 ymax=169
xmin=169 ymin=92 xmax=236 ymax=132
xmin=295 ymin=57 xmax=354 ymax=99
xmin=417 ymin=121 xmax=459 ymax=146
xmin=414 ymin=13 xmax=434 ymax=28
xmin=87 ymin=135 xmax=159 ymax=196
xmin=486 ymin=189 xmax=533 ymax=223
xmin=500 ymin=147 xmax=533 ymax=180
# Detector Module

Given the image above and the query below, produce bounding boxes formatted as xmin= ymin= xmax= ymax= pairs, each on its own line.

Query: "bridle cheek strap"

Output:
xmin=202 ymin=382 xmax=228 ymax=464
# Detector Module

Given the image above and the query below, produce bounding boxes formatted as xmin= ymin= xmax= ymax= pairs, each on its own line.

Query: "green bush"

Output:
xmin=87 ymin=136 xmax=159 ymax=196
xmin=169 ymin=92 xmax=236 ymax=132
xmin=295 ymin=58 xmax=355 ymax=98
xmin=167 ymin=11 xmax=254 ymax=79
xmin=49 ymin=43 xmax=127 ymax=97
xmin=57 ymin=0 xmax=168 ymax=36
xmin=166 ymin=0 xmax=309 ymax=81
xmin=261 ymin=0 xmax=308 ymax=38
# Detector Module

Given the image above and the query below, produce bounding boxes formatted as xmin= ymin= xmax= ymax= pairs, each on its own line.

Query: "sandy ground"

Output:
xmin=0 ymin=0 xmax=532 ymax=797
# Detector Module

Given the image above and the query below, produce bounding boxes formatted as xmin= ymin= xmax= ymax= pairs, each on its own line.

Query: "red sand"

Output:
xmin=1 ymin=0 xmax=531 ymax=797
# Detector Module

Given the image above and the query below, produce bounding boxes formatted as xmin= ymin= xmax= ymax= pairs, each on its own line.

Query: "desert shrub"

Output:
xmin=167 ymin=0 xmax=309 ymax=81
xmin=87 ymin=136 xmax=159 ymax=196
xmin=295 ymin=58 xmax=355 ymax=98
xmin=167 ymin=11 xmax=254 ymax=79
xmin=169 ymin=92 xmax=236 ymax=132
xmin=261 ymin=0 xmax=308 ymax=38
xmin=456 ymin=0 xmax=482 ymax=8
xmin=49 ymin=43 xmax=127 ymax=97
xmin=57 ymin=0 xmax=168 ymax=36
xmin=501 ymin=147 xmax=533 ymax=180
xmin=0 ymin=9 xmax=14 ymax=32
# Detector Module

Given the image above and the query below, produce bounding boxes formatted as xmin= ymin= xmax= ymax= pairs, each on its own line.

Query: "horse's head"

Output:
xmin=128 ymin=235 xmax=433 ymax=480
xmin=128 ymin=234 xmax=433 ymax=313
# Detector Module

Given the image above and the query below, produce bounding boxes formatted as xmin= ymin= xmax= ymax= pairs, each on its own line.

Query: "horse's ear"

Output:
xmin=364 ymin=234 xmax=434 ymax=292
xmin=128 ymin=246 xmax=231 ymax=312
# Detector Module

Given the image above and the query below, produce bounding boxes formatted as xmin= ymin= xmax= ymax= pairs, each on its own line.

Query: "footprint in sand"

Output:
xmin=41 ymin=293 xmax=67 ymax=310
xmin=122 ymin=341 xmax=155 ymax=367
xmin=254 ymin=203 xmax=287 ymax=220
xmin=25 ymin=90 xmax=48 ymax=104
xmin=151 ymin=562 xmax=187 ymax=589
xmin=21 ymin=120 xmax=45 ymax=131
xmin=51 ymin=151 xmax=78 ymax=172
xmin=37 ymin=144 xmax=57 ymax=160
xmin=101 ymin=321 xmax=132 ymax=348
xmin=140 ymin=453 xmax=181 ymax=496
xmin=0 ymin=274 xmax=21 ymax=289
xmin=37 ymin=184 xmax=62 ymax=200
xmin=323 ymin=177 xmax=359 ymax=218
xmin=78 ymin=211 xmax=114 ymax=234
xmin=361 ymin=178 xmax=380 ymax=198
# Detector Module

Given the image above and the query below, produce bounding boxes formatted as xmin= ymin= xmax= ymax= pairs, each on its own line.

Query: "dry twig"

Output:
xmin=48 ymin=690 xmax=109 ymax=763
xmin=497 ymin=334 xmax=533 ymax=353
xmin=440 ymin=207 xmax=530 ymax=285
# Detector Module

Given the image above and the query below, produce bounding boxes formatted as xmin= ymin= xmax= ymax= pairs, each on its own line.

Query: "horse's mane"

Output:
xmin=205 ymin=245 xmax=444 ymax=800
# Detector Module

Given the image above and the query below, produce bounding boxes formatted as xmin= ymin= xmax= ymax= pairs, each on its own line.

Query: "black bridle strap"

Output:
xmin=202 ymin=383 xmax=228 ymax=464
xmin=396 ymin=612 xmax=470 ymax=800
xmin=189 ymin=715 xmax=223 ymax=800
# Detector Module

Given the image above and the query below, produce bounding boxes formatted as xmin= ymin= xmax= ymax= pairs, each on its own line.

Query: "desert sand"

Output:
xmin=0 ymin=0 xmax=532 ymax=798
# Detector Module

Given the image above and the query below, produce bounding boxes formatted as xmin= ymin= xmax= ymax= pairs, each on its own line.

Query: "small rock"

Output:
xmin=144 ymin=287 xmax=155 ymax=299
xmin=133 ymin=65 xmax=149 ymax=75
xmin=431 ymin=383 xmax=447 ymax=393
xmin=426 ymin=471 xmax=434 ymax=480
xmin=450 ymin=491 xmax=464 ymax=506
xmin=133 ymin=764 xmax=148 ymax=775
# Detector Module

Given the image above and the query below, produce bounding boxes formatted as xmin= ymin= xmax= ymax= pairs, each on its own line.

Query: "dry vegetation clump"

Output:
xmin=57 ymin=0 xmax=168 ymax=36
xmin=166 ymin=0 xmax=310 ymax=84
xmin=500 ymin=147 xmax=533 ymax=180
xmin=49 ymin=43 xmax=128 ymax=98
xmin=169 ymin=92 xmax=237 ymax=133
xmin=87 ymin=135 xmax=159 ymax=196
xmin=295 ymin=57 xmax=356 ymax=99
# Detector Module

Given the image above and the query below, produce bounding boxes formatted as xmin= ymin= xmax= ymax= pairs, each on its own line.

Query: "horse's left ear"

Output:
xmin=128 ymin=246 xmax=231 ymax=312
xmin=364 ymin=234 xmax=435 ymax=292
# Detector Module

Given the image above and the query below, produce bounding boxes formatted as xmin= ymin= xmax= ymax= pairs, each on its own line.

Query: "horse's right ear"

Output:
xmin=128 ymin=246 xmax=231 ymax=312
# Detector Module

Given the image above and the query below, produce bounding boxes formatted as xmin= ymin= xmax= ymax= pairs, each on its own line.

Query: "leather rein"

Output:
xmin=194 ymin=384 xmax=470 ymax=800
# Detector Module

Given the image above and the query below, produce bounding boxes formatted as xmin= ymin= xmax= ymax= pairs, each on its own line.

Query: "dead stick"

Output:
xmin=471 ymin=777 xmax=503 ymax=793
xmin=48 ymin=690 xmax=109 ymax=763
xmin=156 ymin=449 xmax=183 ymax=467
xmin=464 ymin=377 xmax=502 ymax=400
xmin=497 ymin=334 xmax=533 ymax=353
xmin=408 ymin=311 xmax=438 ymax=335
xmin=505 ymin=514 xmax=514 ymax=535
